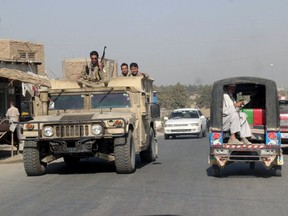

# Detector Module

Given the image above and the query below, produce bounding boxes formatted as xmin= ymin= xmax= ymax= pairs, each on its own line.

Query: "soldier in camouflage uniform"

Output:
xmin=81 ymin=51 xmax=104 ymax=82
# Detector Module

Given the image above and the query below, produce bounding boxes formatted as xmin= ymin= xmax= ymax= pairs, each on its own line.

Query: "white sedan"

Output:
xmin=164 ymin=108 xmax=207 ymax=139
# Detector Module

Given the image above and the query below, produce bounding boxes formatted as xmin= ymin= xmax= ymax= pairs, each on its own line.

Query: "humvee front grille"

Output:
xmin=28 ymin=118 xmax=127 ymax=140
xmin=54 ymin=124 xmax=89 ymax=137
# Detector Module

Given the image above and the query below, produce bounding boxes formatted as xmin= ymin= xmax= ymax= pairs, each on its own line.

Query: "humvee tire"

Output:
xmin=64 ymin=156 xmax=80 ymax=167
xmin=23 ymin=141 xmax=46 ymax=176
xmin=140 ymin=128 xmax=157 ymax=162
xmin=114 ymin=130 xmax=136 ymax=174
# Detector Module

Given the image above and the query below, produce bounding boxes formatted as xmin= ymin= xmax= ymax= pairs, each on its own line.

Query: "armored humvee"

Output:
xmin=22 ymin=73 xmax=160 ymax=176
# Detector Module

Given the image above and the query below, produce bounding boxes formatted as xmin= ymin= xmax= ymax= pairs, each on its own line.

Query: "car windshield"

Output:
xmin=170 ymin=110 xmax=199 ymax=119
xmin=279 ymin=100 xmax=288 ymax=112
xmin=49 ymin=95 xmax=84 ymax=110
xmin=91 ymin=92 xmax=131 ymax=108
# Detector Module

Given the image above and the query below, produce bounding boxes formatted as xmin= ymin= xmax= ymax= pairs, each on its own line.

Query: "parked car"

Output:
xmin=279 ymin=100 xmax=288 ymax=143
xmin=164 ymin=108 xmax=207 ymax=139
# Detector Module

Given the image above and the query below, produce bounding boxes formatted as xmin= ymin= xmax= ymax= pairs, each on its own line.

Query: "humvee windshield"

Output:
xmin=49 ymin=95 xmax=84 ymax=110
xmin=91 ymin=92 xmax=131 ymax=108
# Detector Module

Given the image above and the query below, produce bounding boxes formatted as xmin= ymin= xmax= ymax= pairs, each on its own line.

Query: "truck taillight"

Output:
xmin=266 ymin=131 xmax=281 ymax=146
xmin=210 ymin=132 xmax=223 ymax=146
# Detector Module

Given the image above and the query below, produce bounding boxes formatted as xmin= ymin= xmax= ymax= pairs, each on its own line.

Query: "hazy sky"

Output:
xmin=1 ymin=0 xmax=288 ymax=86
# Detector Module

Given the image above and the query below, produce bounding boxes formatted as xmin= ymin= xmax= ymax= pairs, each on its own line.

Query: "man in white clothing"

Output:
xmin=222 ymin=85 xmax=252 ymax=144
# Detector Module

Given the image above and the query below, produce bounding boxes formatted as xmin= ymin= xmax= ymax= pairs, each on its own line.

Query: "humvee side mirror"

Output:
xmin=150 ymin=104 xmax=160 ymax=118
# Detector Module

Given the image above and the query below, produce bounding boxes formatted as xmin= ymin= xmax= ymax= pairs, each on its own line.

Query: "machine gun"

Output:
xmin=100 ymin=46 xmax=107 ymax=64
xmin=85 ymin=59 xmax=89 ymax=75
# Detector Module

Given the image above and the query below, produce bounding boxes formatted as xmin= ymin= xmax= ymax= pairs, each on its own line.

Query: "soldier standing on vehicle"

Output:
xmin=222 ymin=84 xmax=252 ymax=144
xmin=81 ymin=51 xmax=103 ymax=82
xmin=120 ymin=63 xmax=130 ymax=77
xmin=129 ymin=62 xmax=148 ymax=78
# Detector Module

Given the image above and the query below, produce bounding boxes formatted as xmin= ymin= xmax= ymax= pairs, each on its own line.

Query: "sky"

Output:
xmin=1 ymin=0 xmax=288 ymax=87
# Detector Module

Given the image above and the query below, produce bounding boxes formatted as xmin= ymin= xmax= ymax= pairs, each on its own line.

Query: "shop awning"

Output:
xmin=0 ymin=68 xmax=51 ymax=87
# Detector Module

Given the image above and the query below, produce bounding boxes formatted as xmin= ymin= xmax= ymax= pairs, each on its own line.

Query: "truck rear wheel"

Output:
xmin=23 ymin=141 xmax=46 ymax=176
xmin=140 ymin=128 xmax=157 ymax=162
xmin=114 ymin=130 xmax=136 ymax=174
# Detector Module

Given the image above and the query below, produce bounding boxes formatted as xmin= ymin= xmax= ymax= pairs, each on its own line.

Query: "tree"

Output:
xmin=170 ymin=83 xmax=190 ymax=109
xmin=194 ymin=85 xmax=212 ymax=108
xmin=155 ymin=83 xmax=190 ymax=110
xmin=155 ymin=83 xmax=212 ymax=110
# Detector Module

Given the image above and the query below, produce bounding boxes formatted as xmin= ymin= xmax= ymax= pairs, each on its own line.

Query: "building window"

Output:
xmin=28 ymin=52 xmax=35 ymax=60
xmin=19 ymin=52 xmax=27 ymax=59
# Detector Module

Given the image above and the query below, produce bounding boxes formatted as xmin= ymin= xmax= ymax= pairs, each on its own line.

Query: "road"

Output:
xmin=1 ymin=135 xmax=288 ymax=216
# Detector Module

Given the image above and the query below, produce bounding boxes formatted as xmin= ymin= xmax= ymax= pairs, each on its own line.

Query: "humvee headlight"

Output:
xmin=43 ymin=126 xmax=54 ymax=137
xmin=91 ymin=124 xmax=102 ymax=135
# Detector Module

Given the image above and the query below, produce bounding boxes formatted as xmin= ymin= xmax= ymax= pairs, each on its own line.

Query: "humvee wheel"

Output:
xmin=64 ymin=156 xmax=80 ymax=167
xmin=114 ymin=130 xmax=136 ymax=174
xmin=273 ymin=165 xmax=282 ymax=177
xmin=140 ymin=128 xmax=157 ymax=162
xmin=23 ymin=141 xmax=46 ymax=176
xmin=212 ymin=165 xmax=221 ymax=177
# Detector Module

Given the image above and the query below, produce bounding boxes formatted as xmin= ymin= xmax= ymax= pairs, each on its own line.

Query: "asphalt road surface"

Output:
xmin=1 ymin=135 xmax=288 ymax=216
